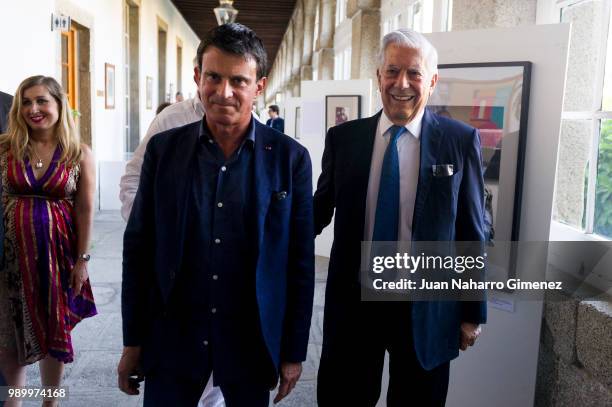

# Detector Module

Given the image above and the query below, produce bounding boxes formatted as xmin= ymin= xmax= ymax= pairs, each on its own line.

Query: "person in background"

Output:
xmin=155 ymin=102 xmax=172 ymax=115
xmin=0 ymin=89 xmax=11 ymax=392
xmin=0 ymin=76 xmax=97 ymax=407
xmin=0 ymin=91 xmax=12 ymax=134
xmin=314 ymin=28 xmax=486 ymax=406
xmin=266 ymin=104 xmax=284 ymax=133
xmin=175 ymin=91 xmax=184 ymax=103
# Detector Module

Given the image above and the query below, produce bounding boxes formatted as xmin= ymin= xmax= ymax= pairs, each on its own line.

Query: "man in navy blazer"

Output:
xmin=118 ymin=23 xmax=314 ymax=406
xmin=266 ymin=104 xmax=285 ymax=133
xmin=314 ymin=29 xmax=486 ymax=406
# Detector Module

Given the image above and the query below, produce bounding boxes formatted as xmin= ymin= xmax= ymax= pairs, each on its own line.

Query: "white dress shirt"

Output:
xmin=364 ymin=109 xmax=424 ymax=242
xmin=119 ymin=96 xmax=205 ymax=221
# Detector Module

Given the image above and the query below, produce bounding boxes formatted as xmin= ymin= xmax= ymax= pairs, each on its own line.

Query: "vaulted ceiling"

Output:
xmin=171 ymin=0 xmax=297 ymax=74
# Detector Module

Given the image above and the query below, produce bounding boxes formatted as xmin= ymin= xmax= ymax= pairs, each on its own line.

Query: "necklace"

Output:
xmin=30 ymin=150 xmax=44 ymax=169
xmin=30 ymin=144 xmax=52 ymax=170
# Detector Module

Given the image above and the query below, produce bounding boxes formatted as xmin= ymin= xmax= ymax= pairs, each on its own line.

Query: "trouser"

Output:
xmin=317 ymin=302 xmax=450 ymax=407
xmin=143 ymin=371 xmax=270 ymax=407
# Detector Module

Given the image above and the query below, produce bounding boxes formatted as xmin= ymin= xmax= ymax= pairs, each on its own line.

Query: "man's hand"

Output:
xmin=117 ymin=346 xmax=143 ymax=395
xmin=460 ymin=322 xmax=482 ymax=351
xmin=273 ymin=362 xmax=302 ymax=404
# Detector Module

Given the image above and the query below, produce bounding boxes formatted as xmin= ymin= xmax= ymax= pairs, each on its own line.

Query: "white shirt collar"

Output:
xmin=380 ymin=108 xmax=425 ymax=139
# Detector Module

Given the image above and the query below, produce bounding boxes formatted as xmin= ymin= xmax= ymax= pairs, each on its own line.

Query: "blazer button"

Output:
xmin=169 ymin=270 xmax=176 ymax=280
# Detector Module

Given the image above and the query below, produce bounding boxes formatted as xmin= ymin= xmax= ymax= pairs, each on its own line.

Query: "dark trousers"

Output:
xmin=144 ymin=371 xmax=270 ymax=407
xmin=317 ymin=302 xmax=450 ymax=407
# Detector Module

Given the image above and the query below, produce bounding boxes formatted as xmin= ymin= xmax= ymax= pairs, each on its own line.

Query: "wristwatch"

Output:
xmin=79 ymin=253 xmax=91 ymax=262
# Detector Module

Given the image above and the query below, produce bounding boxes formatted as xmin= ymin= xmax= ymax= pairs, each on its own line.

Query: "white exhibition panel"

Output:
xmin=99 ymin=161 xmax=126 ymax=211
xmin=424 ymin=24 xmax=570 ymax=407
xmin=299 ymin=79 xmax=375 ymax=257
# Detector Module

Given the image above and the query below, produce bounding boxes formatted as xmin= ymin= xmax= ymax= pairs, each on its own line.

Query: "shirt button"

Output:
xmin=211 ymin=308 xmax=217 ymax=314
xmin=214 ymin=238 xmax=221 ymax=244
xmin=212 ymin=275 xmax=218 ymax=280
xmin=203 ymin=340 xmax=209 ymax=346
xmin=217 ymin=202 xmax=223 ymax=208
xmin=221 ymin=166 xmax=227 ymax=172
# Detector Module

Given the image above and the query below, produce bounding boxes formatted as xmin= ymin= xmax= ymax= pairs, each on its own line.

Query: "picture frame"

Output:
xmin=295 ymin=106 xmax=301 ymax=139
xmin=325 ymin=95 xmax=361 ymax=131
xmin=146 ymin=76 xmax=153 ymax=110
xmin=104 ymin=63 xmax=115 ymax=109
xmin=428 ymin=62 xmax=532 ymax=285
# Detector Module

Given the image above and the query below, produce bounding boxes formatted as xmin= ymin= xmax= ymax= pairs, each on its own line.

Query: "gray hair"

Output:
xmin=378 ymin=29 xmax=438 ymax=76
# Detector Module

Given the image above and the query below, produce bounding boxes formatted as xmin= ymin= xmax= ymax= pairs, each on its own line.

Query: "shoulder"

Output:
xmin=148 ymin=120 xmax=200 ymax=151
xmin=153 ymin=99 xmax=201 ymax=131
xmin=256 ymin=121 xmax=307 ymax=156
xmin=0 ymin=91 xmax=12 ymax=106
xmin=78 ymin=144 xmax=94 ymax=170
xmin=326 ymin=114 xmax=380 ymax=144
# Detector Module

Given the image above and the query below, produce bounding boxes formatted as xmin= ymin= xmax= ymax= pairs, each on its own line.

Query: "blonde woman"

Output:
xmin=0 ymin=76 xmax=96 ymax=407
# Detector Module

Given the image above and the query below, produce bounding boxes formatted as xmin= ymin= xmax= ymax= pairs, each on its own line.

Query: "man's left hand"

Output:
xmin=273 ymin=362 xmax=302 ymax=404
xmin=460 ymin=322 xmax=482 ymax=351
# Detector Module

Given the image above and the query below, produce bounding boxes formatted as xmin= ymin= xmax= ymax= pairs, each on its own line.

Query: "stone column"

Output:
xmin=348 ymin=0 xmax=380 ymax=80
xmin=451 ymin=0 xmax=536 ymax=30
xmin=314 ymin=0 xmax=336 ymax=80
xmin=285 ymin=25 xmax=294 ymax=97
xmin=301 ymin=0 xmax=317 ymax=80
xmin=291 ymin=4 xmax=305 ymax=96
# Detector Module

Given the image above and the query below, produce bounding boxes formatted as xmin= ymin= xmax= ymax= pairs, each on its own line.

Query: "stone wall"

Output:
xmin=536 ymin=292 xmax=612 ymax=406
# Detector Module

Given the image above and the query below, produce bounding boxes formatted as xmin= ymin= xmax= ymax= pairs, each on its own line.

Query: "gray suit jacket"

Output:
xmin=0 ymin=91 xmax=12 ymax=134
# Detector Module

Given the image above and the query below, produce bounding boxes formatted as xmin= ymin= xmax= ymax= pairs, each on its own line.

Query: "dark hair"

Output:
xmin=196 ymin=23 xmax=268 ymax=80
xmin=268 ymin=105 xmax=280 ymax=114
xmin=156 ymin=102 xmax=172 ymax=115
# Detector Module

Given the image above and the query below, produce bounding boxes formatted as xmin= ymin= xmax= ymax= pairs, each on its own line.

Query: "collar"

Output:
xmin=198 ymin=115 xmax=256 ymax=146
xmin=380 ymin=108 xmax=425 ymax=139
xmin=193 ymin=94 xmax=205 ymax=116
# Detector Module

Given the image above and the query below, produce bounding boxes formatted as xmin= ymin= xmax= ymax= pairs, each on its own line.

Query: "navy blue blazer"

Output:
xmin=266 ymin=117 xmax=285 ymax=133
xmin=122 ymin=119 xmax=315 ymax=382
xmin=314 ymin=108 xmax=487 ymax=370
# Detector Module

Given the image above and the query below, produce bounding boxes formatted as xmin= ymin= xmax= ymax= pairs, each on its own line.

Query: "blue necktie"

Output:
xmin=372 ymin=125 xmax=406 ymax=242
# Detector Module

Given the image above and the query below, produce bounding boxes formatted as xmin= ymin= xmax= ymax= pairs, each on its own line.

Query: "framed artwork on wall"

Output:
xmin=428 ymin=61 xmax=532 ymax=285
xmin=104 ymin=63 xmax=115 ymax=109
xmin=325 ymin=95 xmax=361 ymax=131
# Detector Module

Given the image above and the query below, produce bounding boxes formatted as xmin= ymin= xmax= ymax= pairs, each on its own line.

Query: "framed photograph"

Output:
xmin=146 ymin=76 xmax=153 ymax=110
xmin=325 ymin=95 xmax=361 ymax=131
xmin=294 ymin=106 xmax=301 ymax=139
xmin=104 ymin=63 xmax=115 ymax=109
xmin=428 ymin=62 xmax=532 ymax=285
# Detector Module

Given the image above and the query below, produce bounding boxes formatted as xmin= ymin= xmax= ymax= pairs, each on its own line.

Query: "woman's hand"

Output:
xmin=70 ymin=259 xmax=89 ymax=294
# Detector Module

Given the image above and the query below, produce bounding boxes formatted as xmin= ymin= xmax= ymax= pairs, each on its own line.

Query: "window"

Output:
xmin=335 ymin=0 xmax=347 ymax=26
xmin=313 ymin=2 xmax=320 ymax=53
xmin=552 ymin=0 xmax=612 ymax=239
xmin=177 ymin=41 xmax=183 ymax=96
xmin=334 ymin=47 xmax=352 ymax=80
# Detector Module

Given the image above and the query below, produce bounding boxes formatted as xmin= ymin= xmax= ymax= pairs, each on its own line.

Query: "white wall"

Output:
xmin=424 ymin=23 xmax=570 ymax=407
xmin=0 ymin=1 xmax=200 ymax=209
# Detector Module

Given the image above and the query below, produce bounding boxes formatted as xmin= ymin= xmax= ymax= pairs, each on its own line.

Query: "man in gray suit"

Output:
xmin=0 ymin=91 xmax=12 ymax=133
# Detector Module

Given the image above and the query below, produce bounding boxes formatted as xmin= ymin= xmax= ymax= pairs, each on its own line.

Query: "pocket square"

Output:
xmin=274 ymin=191 xmax=288 ymax=200
xmin=432 ymin=164 xmax=454 ymax=177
